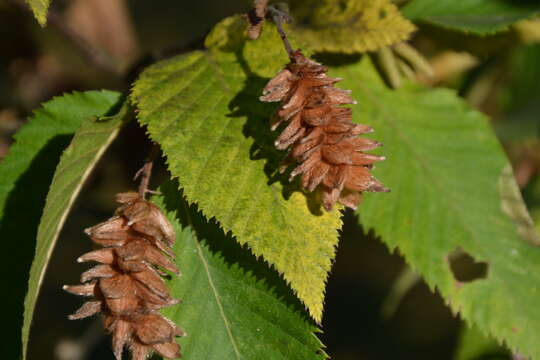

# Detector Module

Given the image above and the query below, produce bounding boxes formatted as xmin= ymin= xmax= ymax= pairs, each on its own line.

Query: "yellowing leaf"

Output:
xmin=131 ymin=16 xmax=342 ymax=322
xmin=291 ymin=0 xmax=416 ymax=53
xmin=25 ymin=0 xmax=50 ymax=26
xmin=514 ymin=19 xmax=540 ymax=44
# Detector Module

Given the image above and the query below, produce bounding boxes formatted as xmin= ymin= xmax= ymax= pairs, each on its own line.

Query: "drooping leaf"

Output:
xmin=334 ymin=58 xmax=540 ymax=357
xmin=152 ymin=182 xmax=326 ymax=360
xmin=25 ymin=0 xmax=50 ymax=26
xmin=290 ymin=0 xmax=416 ymax=53
xmin=402 ymin=0 xmax=540 ymax=35
xmin=131 ymin=16 xmax=342 ymax=322
xmin=0 ymin=90 xmax=121 ymax=359
xmin=20 ymin=96 xmax=128 ymax=360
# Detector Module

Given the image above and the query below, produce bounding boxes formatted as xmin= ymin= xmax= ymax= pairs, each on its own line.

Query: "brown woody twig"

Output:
xmin=134 ymin=144 xmax=160 ymax=198
xmin=267 ymin=4 xmax=295 ymax=59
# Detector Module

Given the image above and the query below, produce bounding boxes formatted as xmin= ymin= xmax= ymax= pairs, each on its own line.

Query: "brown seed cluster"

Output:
xmin=260 ymin=50 xmax=389 ymax=211
xmin=64 ymin=192 xmax=183 ymax=360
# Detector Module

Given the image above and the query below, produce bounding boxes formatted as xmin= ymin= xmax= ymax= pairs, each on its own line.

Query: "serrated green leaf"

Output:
xmin=402 ymin=0 xmax=540 ymax=34
xmin=19 ymin=95 xmax=127 ymax=360
xmin=0 ymin=90 xmax=121 ymax=359
xmin=25 ymin=0 xmax=50 ymax=26
xmin=454 ymin=323 xmax=508 ymax=360
xmin=334 ymin=58 xmax=540 ymax=357
xmin=152 ymin=182 xmax=326 ymax=359
xmin=290 ymin=0 xmax=416 ymax=53
xmin=131 ymin=17 xmax=342 ymax=323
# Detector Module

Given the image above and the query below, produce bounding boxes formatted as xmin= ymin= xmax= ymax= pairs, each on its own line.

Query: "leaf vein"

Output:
xmin=194 ymin=237 xmax=242 ymax=359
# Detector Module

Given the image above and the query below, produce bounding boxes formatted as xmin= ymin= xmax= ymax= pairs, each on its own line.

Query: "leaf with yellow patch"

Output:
xmin=131 ymin=16 xmax=342 ymax=322
xmin=290 ymin=0 xmax=416 ymax=53
xmin=25 ymin=0 xmax=50 ymax=26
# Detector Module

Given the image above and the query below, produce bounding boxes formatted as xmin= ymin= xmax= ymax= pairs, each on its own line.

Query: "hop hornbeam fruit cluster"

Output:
xmin=260 ymin=50 xmax=388 ymax=211
xmin=64 ymin=192 xmax=183 ymax=360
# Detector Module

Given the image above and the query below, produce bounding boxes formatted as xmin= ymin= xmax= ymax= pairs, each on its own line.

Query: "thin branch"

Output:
xmin=267 ymin=5 xmax=295 ymax=59
xmin=134 ymin=144 xmax=160 ymax=198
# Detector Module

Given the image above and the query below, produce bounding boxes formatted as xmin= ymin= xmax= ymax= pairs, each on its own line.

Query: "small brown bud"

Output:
xmin=132 ymin=267 xmax=169 ymax=299
xmin=63 ymin=283 xmax=97 ymax=297
xmin=116 ymin=192 xmax=176 ymax=246
xmin=134 ymin=313 xmax=176 ymax=344
xmin=81 ymin=264 xmax=117 ymax=283
xmin=68 ymin=301 xmax=102 ymax=320
xmin=110 ymin=318 xmax=132 ymax=360
xmin=77 ymin=248 xmax=115 ymax=264
xmin=153 ymin=341 xmax=181 ymax=359
xmin=85 ymin=216 xmax=131 ymax=247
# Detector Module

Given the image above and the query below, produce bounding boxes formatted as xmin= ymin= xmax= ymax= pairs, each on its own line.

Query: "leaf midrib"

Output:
xmin=194 ymin=235 xmax=242 ymax=359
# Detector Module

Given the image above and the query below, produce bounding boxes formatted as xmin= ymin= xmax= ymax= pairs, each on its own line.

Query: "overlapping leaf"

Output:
xmin=0 ymin=91 xmax=121 ymax=359
xmin=25 ymin=0 xmax=50 ymax=26
xmin=290 ymin=0 xmax=416 ymax=53
xmin=153 ymin=183 xmax=326 ymax=360
xmin=131 ymin=17 xmax=342 ymax=322
xmin=333 ymin=58 xmax=540 ymax=357
xmin=20 ymin=95 xmax=127 ymax=359
xmin=402 ymin=0 xmax=540 ymax=34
